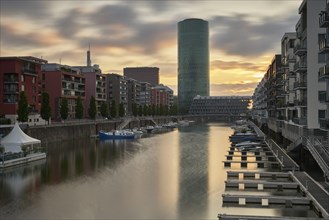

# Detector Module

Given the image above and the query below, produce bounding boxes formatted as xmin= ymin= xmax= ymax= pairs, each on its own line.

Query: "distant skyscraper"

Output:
xmin=178 ymin=18 xmax=209 ymax=114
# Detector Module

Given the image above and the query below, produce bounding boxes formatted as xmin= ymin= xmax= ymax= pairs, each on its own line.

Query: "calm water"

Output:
xmin=0 ymin=123 xmax=318 ymax=219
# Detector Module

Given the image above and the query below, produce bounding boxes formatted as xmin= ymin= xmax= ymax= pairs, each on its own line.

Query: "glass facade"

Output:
xmin=178 ymin=18 xmax=209 ymax=114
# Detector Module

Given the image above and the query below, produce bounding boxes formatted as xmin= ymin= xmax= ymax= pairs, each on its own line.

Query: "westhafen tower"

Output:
xmin=178 ymin=18 xmax=209 ymax=114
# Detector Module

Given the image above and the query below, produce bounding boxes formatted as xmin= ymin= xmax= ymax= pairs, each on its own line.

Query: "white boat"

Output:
xmin=235 ymin=141 xmax=262 ymax=147
xmin=237 ymin=145 xmax=262 ymax=151
xmin=163 ymin=122 xmax=177 ymax=128
xmin=99 ymin=130 xmax=135 ymax=140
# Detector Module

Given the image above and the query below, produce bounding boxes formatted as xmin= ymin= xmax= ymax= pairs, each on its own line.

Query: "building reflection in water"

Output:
xmin=0 ymin=138 xmax=137 ymax=202
xmin=177 ymin=124 xmax=209 ymax=219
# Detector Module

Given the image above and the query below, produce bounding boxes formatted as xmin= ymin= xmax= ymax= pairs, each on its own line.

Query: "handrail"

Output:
xmin=303 ymin=136 xmax=329 ymax=180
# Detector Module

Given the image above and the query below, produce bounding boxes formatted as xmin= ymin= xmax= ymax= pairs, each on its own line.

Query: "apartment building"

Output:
xmin=140 ymin=82 xmax=152 ymax=107
xmin=123 ymin=67 xmax=159 ymax=85
xmin=42 ymin=63 xmax=86 ymax=120
xmin=74 ymin=65 xmax=106 ymax=118
xmin=295 ymin=0 xmax=327 ymax=131
xmin=151 ymin=84 xmax=174 ymax=110
xmin=319 ymin=1 xmax=329 ymax=131
xmin=0 ymin=56 xmax=48 ymax=124
xmin=127 ymin=78 xmax=141 ymax=115
xmin=252 ymin=77 xmax=268 ymax=126
xmin=106 ymin=73 xmax=128 ymax=116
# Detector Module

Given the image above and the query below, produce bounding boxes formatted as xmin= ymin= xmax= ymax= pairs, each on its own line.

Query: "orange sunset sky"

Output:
xmin=0 ymin=0 xmax=302 ymax=96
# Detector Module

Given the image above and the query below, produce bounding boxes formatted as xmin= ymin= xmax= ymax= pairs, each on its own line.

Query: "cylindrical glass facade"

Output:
xmin=178 ymin=18 xmax=209 ymax=114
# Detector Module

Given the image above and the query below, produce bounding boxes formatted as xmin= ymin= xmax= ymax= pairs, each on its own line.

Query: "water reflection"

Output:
xmin=177 ymin=124 xmax=209 ymax=219
xmin=0 ymin=123 xmax=321 ymax=219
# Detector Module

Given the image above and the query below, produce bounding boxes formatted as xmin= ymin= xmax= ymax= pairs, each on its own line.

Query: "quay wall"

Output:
xmin=27 ymin=117 xmax=179 ymax=143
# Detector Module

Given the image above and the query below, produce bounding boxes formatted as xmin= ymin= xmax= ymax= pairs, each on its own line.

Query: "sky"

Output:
xmin=0 ymin=0 xmax=302 ymax=96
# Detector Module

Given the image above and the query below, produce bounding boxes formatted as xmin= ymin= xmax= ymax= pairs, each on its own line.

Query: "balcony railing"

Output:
xmin=294 ymin=62 xmax=307 ymax=72
xmin=294 ymin=43 xmax=307 ymax=56
xmin=320 ymin=118 xmax=329 ymax=130
xmin=294 ymin=98 xmax=307 ymax=106
xmin=292 ymin=117 xmax=307 ymax=125
xmin=319 ymin=11 xmax=329 ymax=28
xmin=319 ymin=65 xmax=329 ymax=79
xmin=293 ymin=81 xmax=307 ymax=90
xmin=22 ymin=68 xmax=37 ymax=75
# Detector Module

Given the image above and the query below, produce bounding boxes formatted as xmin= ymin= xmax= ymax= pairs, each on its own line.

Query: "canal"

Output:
xmin=0 ymin=123 xmax=318 ymax=219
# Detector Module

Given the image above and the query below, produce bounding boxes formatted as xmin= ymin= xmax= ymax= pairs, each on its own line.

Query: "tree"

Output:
xmin=88 ymin=96 xmax=97 ymax=119
xmin=41 ymin=92 xmax=51 ymax=124
xmin=17 ymin=91 xmax=29 ymax=122
xmin=110 ymin=100 xmax=117 ymax=118
xmin=138 ymin=105 xmax=143 ymax=116
xmin=143 ymin=105 xmax=148 ymax=116
xmin=60 ymin=97 xmax=68 ymax=120
xmin=132 ymin=103 xmax=138 ymax=117
xmin=75 ymin=96 xmax=84 ymax=119
xmin=151 ymin=104 xmax=156 ymax=116
xmin=100 ymin=101 xmax=108 ymax=118
xmin=170 ymin=104 xmax=178 ymax=115
xmin=119 ymin=102 xmax=125 ymax=117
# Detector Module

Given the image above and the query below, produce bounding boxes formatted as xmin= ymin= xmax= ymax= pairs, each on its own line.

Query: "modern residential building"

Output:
xmin=189 ymin=95 xmax=251 ymax=116
xmin=106 ymin=73 xmax=128 ymax=116
xmin=318 ymin=1 xmax=329 ymax=131
xmin=281 ymin=33 xmax=297 ymax=124
xmin=252 ymin=77 xmax=268 ymax=126
xmin=140 ymin=82 xmax=152 ymax=107
xmin=42 ymin=63 xmax=86 ymax=120
xmin=266 ymin=55 xmax=284 ymax=135
xmin=74 ymin=65 xmax=106 ymax=118
xmin=123 ymin=67 xmax=159 ymax=85
xmin=127 ymin=78 xmax=141 ymax=115
xmin=178 ymin=18 xmax=209 ymax=114
xmin=295 ymin=0 xmax=326 ymax=131
xmin=252 ymin=0 xmax=328 ymax=143
xmin=0 ymin=56 xmax=48 ymax=125
xmin=151 ymin=84 xmax=174 ymax=110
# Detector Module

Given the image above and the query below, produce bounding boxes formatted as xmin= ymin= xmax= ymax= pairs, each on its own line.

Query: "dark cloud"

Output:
xmin=54 ymin=8 xmax=85 ymax=38
xmin=75 ymin=5 xmax=176 ymax=55
xmin=0 ymin=0 xmax=50 ymax=19
xmin=210 ymin=14 xmax=298 ymax=57
xmin=211 ymin=60 xmax=265 ymax=72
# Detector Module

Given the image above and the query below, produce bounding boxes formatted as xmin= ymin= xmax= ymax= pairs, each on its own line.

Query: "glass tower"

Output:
xmin=178 ymin=18 xmax=209 ymax=114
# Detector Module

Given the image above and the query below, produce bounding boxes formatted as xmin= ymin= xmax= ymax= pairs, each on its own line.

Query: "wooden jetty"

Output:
xmin=225 ymin=179 xmax=299 ymax=190
xmin=225 ymin=154 xmax=276 ymax=161
xmin=227 ymin=171 xmax=291 ymax=180
xmin=218 ymin=214 xmax=321 ymax=220
xmin=223 ymin=160 xmax=280 ymax=168
xmin=222 ymin=194 xmax=310 ymax=206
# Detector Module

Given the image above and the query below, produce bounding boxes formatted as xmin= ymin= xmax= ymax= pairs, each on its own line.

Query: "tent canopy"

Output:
xmin=0 ymin=123 xmax=41 ymax=153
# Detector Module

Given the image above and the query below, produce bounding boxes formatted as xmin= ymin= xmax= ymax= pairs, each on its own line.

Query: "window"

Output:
xmin=319 ymin=91 xmax=327 ymax=103
xmin=21 ymin=75 xmax=24 ymax=82
xmin=319 ymin=110 xmax=326 ymax=119
xmin=21 ymin=85 xmax=25 ymax=91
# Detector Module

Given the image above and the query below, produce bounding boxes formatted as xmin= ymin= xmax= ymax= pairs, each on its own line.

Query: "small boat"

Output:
xmin=145 ymin=126 xmax=154 ymax=133
xmin=237 ymin=145 xmax=262 ymax=151
xmin=99 ymin=130 xmax=135 ymax=140
xmin=234 ymin=141 xmax=262 ymax=147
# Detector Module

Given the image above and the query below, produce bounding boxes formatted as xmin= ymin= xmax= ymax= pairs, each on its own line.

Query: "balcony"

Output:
xmin=294 ymin=43 xmax=307 ymax=56
xmin=292 ymin=117 xmax=307 ymax=125
xmin=318 ymin=35 xmax=329 ymax=54
xmin=294 ymin=62 xmax=307 ymax=72
xmin=294 ymin=99 xmax=307 ymax=107
xmin=319 ymin=65 xmax=329 ymax=80
xmin=293 ymin=81 xmax=307 ymax=90
xmin=4 ymin=88 xmax=19 ymax=94
xmin=319 ymin=11 xmax=329 ymax=28
xmin=22 ymin=68 xmax=37 ymax=75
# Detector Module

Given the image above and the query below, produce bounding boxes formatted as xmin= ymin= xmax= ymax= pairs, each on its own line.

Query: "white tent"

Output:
xmin=0 ymin=123 xmax=41 ymax=153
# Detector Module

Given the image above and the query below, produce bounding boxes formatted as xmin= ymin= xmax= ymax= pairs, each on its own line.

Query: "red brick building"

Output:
xmin=0 ymin=56 xmax=47 ymax=116
xmin=42 ymin=63 xmax=86 ymax=120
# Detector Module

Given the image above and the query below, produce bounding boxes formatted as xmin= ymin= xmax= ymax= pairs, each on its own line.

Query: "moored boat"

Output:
xmin=99 ymin=130 xmax=135 ymax=140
